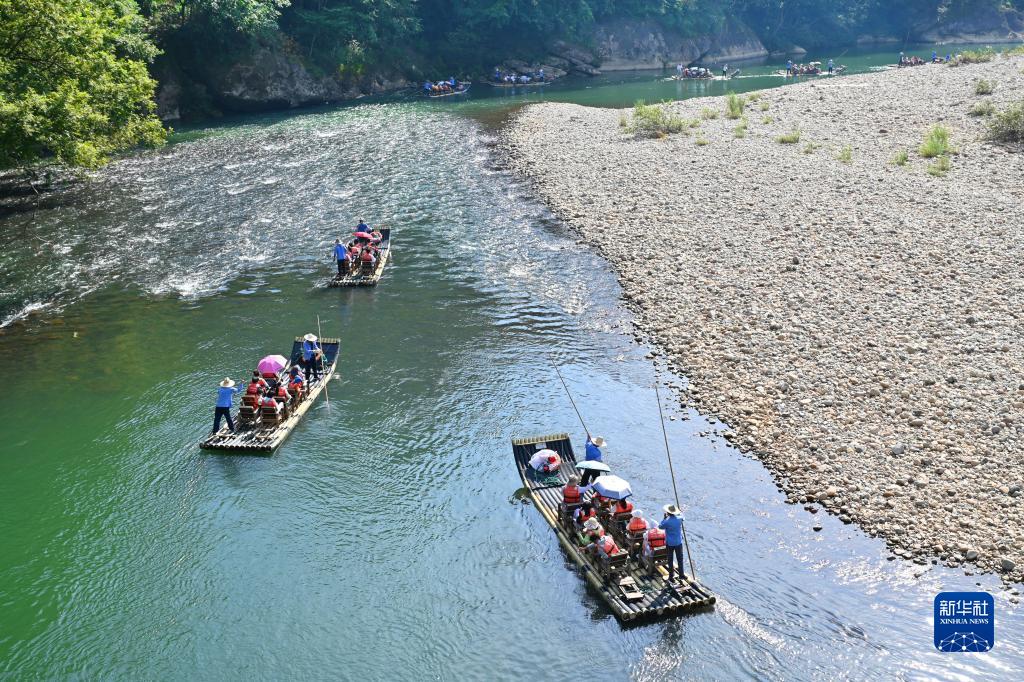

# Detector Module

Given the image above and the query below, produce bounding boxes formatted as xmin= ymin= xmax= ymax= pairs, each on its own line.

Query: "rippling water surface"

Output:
xmin=1 ymin=44 xmax=1022 ymax=679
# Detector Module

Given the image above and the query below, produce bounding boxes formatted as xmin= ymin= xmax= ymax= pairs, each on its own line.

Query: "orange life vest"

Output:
xmin=627 ymin=517 xmax=647 ymax=533
xmin=647 ymin=528 xmax=666 ymax=548
xmin=599 ymin=536 xmax=619 ymax=555
xmin=247 ymin=383 xmax=261 ymax=395
xmin=276 ymin=385 xmax=288 ymax=399
xmin=615 ymin=500 xmax=634 ymax=515
xmin=576 ymin=507 xmax=595 ymax=524
xmin=563 ymin=485 xmax=580 ymax=504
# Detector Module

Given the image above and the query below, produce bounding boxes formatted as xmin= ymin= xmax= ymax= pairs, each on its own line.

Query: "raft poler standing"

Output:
xmin=301 ymin=333 xmax=323 ymax=382
xmin=828 ymin=58 xmax=834 ymax=74
xmin=212 ymin=377 xmax=239 ymax=434
xmin=660 ymin=504 xmax=686 ymax=584
xmin=333 ymin=238 xmax=350 ymax=276
xmin=579 ymin=435 xmax=606 ymax=486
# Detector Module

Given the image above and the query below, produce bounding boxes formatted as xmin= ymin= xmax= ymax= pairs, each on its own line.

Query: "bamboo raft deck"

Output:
xmin=513 ymin=433 xmax=715 ymax=622
xmin=328 ymin=228 xmax=392 ymax=287
xmin=200 ymin=337 xmax=340 ymax=453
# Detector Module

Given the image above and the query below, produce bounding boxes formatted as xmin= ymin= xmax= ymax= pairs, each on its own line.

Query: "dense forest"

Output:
xmin=2 ymin=0 xmax=1023 ymax=170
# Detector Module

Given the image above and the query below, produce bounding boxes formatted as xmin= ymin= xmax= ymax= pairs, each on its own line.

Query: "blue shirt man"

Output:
xmin=334 ymin=243 xmax=348 ymax=260
xmin=217 ymin=385 xmax=238 ymax=408
xmin=302 ymin=339 xmax=320 ymax=362
xmin=357 ymin=221 xmax=369 ymax=233
xmin=658 ymin=514 xmax=683 ymax=546
xmin=585 ymin=438 xmax=603 ymax=462
xmin=213 ymin=379 xmax=239 ymax=433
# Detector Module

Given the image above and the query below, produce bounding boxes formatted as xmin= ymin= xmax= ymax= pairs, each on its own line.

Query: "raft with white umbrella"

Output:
xmin=511 ymin=432 xmax=715 ymax=622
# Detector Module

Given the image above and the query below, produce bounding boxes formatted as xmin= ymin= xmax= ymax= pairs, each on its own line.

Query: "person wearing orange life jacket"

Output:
xmin=643 ymin=526 xmax=666 ymax=559
xmin=582 ymin=528 xmax=620 ymax=560
xmin=260 ymin=393 xmax=282 ymax=414
xmin=626 ymin=509 xmax=650 ymax=536
xmin=580 ymin=517 xmax=605 ymax=546
xmin=613 ymin=498 xmax=634 ymax=516
xmin=562 ymin=475 xmax=581 ymax=505
xmin=573 ymin=502 xmax=597 ymax=528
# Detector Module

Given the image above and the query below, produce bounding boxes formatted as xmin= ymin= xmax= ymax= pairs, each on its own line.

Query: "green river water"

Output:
xmin=1 ymin=44 xmax=1022 ymax=680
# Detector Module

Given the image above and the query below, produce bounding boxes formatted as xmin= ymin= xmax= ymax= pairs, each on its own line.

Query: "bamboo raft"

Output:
xmin=425 ymin=85 xmax=471 ymax=98
xmin=328 ymin=228 xmax=392 ymax=287
xmin=200 ymin=337 xmax=340 ymax=453
xmin=512 ymin=433 xmax=715 ymax=622
xmin=485 ymin=80 xmax=552 ymax=87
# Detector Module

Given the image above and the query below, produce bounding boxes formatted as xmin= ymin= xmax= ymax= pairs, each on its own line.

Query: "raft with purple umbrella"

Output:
xmin=200 ymin=335 xmax=341 ymax=454
xmin=328 ymin=226 xmax=392 ymax=288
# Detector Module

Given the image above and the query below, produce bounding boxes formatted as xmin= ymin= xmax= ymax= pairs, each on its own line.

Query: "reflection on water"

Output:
xmin=0 ymin=42 xmax=1022 ymax=680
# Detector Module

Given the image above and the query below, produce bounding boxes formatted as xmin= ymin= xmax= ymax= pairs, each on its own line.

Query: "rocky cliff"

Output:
xmin=588 ymin=17 xmax=767 ymax=70
xmin=915 ymin=6 xmax=1024 ymax=44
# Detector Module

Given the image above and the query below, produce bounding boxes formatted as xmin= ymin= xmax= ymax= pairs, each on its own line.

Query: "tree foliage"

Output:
xmin=0 ymin=0 xmax=166 ymax=170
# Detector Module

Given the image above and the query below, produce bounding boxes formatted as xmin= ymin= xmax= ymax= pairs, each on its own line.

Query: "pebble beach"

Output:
xmin=501 ymin=55 xmax=1024 ymax=583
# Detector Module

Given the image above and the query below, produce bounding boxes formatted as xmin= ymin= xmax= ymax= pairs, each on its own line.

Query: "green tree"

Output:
xmin=0 ymin=0 xmax=166 ymax=170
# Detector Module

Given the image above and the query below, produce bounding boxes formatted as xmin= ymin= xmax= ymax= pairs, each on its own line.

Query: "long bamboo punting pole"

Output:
xmin=316 ymin=315 xmax=329 ymax=407
xmin=553 ymin=364 xmax=590 ymax=439
xmin=654 ymin=379 xmax=698 ymax=581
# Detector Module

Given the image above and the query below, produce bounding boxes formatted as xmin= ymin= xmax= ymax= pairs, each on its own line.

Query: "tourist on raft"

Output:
xmin=642 ymin=525 xmax=666 ymax=559
xmin=626 ymin=509 xmax=650 ymax=536
xmin=359 ymin=246 xmax=377 ymax=267
xmin=612 ymin=497 xmax=634 ymax=517
xmin=213 ymin=377 xmax=239 ymax=434
xmin=660 ymin=504 xmax=686 ymax=583
xmin=562 ymin=474 xmax=581 ymax=506
xmin=574 ymin=502 xmax=598 ymax=528
xmin=580 ymin=517 xmax=604 ymax=545
xmin=579 ymin=435 xmax=606 ymax=485
xmin=301 ymin=333 xmax=323 ymax=382
xmin=288 ymin=365 xmax=305 ymax=400
xmin=333 ymin=238 xmax=350 ymax=276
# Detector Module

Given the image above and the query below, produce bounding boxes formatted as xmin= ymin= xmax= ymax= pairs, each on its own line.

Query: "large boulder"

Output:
xmin=916 ymin=5 xmax=1024 ymax=43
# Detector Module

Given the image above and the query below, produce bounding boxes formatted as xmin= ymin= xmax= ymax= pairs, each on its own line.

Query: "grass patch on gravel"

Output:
xmin=1005 ymin=45 xmax=1024 ymax=57
xmin=688 ymin=119 xmax=701 ymax=129
xmin=919 ymin=125 xmax=953 ymax=158
xmin=892 ymin=149 xmax=909 ymax=166
xmin=969 ymin=100 xmax=996 ymax=117
xmin=695 ymin=136 xmax=710 ymax=146
xmin=986 ymin=101 xmax=1024 ymax=146
xmin=733 ymin=122 xmax=747 ymax=138
xmin=746 ymin=91 xmax=762 ymax=102
xmin=726 ymin=92 xmax=745 ymax=119
xmin=762 ymin=116 xmax=774 ymax=124
xmin=624 ymin=100 xmax=687 ymax=138
xmin=759 ymin=101 xmax=770 ymax=112
xmin=975 ymin=79 xmax=995 ymax=95
xmin=951 ymin=48 xmax=996 ymax=66
xmin=775 ymin=128 xmax=801 ymax=144
xmin=802 ymin=142 xmax=820 ymax=154
xmin=927 ymin=155 xmax=952 ymax=177
xmin=837 ymin=145 xmax=853 ymax=163
xmin=701 ymin=107 xmax=719 ymax=120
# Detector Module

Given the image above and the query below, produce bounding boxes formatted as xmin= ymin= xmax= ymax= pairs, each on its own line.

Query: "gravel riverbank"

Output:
xmin=501 ymin=56 xmax=1024 ymax=583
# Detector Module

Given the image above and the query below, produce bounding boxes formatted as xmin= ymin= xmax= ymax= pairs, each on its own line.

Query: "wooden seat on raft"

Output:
xmin=558 ymin=501 xmax=585 ymax=527
xmin=599 ymin=550 xmax=629 ymax=578
xmin=642 ymin=545 xmax=668 ymax=576
xmin=260 ymin=404 xmax=283 ymax=424
xmin=238 ymin=404 xmax=260 ymax=423
xmin=359 ymin=260 xmax=376 ymax=276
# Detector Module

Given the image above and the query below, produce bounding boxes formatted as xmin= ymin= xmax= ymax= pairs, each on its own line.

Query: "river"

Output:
xmin=1 ymin=44 xmax=1022 ymax=680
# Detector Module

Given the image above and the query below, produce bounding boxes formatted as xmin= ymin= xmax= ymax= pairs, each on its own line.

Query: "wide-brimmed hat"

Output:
xmin=631 ymin=509 xmax=643 ymax=518
xmin=663 ymin=504 xmax=682 ymax=517
xmin=591 ymin=436 xmax=606 ymax=447
xmin=220 ymin=377 xmax=235 ymax=387
xmin=583 ymin=518 xmax=601 ymax=532
xmin=303 ymin=333 xmax=317 ymax=342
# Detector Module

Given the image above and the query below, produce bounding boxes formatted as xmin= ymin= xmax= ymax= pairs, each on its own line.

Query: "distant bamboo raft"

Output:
xmin=512 ymin=433 xmax=715 ymax=622
xmin=200 ymin=337 xmax=340 ymax=453
xmin=328 ymin=228 xmax=392 ymax=288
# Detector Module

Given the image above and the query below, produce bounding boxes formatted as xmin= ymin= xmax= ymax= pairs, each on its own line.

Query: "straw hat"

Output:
xmin=220 ymin=377 xmax=235 ymax=388
xmin=663 ymin=504 xmax=682 ymax=517
xmin=583 ymin=518 xmax=601 ymax=532
xmin=303 ymin=333 xmax=317 ymax=342
xmin=591 ymin=436 xmax=606 ymax=447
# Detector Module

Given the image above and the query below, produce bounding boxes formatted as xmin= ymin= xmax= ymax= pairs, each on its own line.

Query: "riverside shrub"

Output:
xmin=987 ymin=101 xmax=1024 ymax=146
xmin=919 ymin=125 xmax=952 ymax=158
xmin=625 ymin=101 xmax=686 ymax=138
xmin=726 ymin=92 xmax=745 ymax=119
